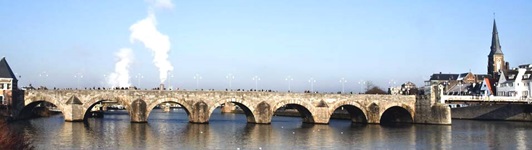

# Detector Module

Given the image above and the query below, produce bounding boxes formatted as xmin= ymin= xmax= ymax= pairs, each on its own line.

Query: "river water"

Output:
xmin=7 ymin=109 xmax=532 ymax=150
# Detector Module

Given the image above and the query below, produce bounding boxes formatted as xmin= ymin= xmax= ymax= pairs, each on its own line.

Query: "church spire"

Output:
xmin=490 ymin=19 xmax=503 ymax=55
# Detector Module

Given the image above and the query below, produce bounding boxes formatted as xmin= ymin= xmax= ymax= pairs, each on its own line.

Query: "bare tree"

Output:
xmin=364 ymin=81 xmax=387 ymax=94
xmin=365 ymin=86 xmax=387 ymax=94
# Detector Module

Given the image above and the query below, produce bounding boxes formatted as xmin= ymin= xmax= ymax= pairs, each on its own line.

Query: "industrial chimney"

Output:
xmin=159 ymin=84 xmax=165 ymax=91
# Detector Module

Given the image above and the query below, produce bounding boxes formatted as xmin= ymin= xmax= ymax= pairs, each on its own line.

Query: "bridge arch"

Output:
xmin=272 ymin=99 xmax=316 ymax=123
xmin=20 ymin=96 xmax=65 ymax=119
xmin=379 ymin=104 xmax=414 ymax=124
xmin=83 ymin=95 xmax=132 ymax=121
xmin=329 ymin=100 xmax=368 ymax=123
xmin=209 ymin=97 xmax=258 ymax=123
xmin=145 ymin=97 xmax=193 ymax=122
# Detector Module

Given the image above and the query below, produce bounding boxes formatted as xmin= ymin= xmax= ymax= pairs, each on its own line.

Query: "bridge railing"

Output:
xmin=442 ymin=95 xmax=532 ymax=103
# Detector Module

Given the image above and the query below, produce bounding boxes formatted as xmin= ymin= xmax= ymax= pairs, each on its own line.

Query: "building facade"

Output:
xmin=0 ymin=57 xmax=20 ymax=118
xmin=496 ymin=64 xmax=532 ymax=99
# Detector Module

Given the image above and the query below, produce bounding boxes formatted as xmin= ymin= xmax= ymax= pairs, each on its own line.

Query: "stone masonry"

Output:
xmin=16 ymin=89 xmax=451 ymax=125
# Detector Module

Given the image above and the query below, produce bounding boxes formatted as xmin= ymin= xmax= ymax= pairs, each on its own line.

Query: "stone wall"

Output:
xmin=413 ymin=85 xmax=452 ymax=125
xmin=452 ymin=104 xmax=532 ymax=121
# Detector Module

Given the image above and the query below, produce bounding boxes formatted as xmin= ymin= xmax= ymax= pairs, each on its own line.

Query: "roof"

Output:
xmin=430 ymin=73 xmax=459 ymax=81
xmin=0 ymin=57 xmax=17 ymax=80
xmin=475 ymin=74 xmax=490 ymax=79
xmin=489 ymin=19 xmax=503 ymax=55
xmin=502 ymin=70 xmax=519 ymax=81
xmin=430 ymin=72 xmax=490 ymax=81
xmin=65 ymin=96 xmax=83 ymax=105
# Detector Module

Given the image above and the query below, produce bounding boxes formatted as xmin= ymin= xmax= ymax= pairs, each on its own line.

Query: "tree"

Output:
xmin=365 ymin=86 xmax=387 ymax=94
xmin=0 ymin=121 xmax=33 ymax=149
xmin=362 ymin=81 xmax=387 ymax=94
xmin=365 ymin=81 xmax=375 ymax=92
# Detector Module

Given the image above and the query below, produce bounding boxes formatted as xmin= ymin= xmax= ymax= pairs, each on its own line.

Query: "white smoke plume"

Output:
xmin=147 ymin=0 xmax=174 ymax=9
xmin=129 ymin=11 xmax=173 ymax=84
xmin=108 ymin=48 xmax=134 ymax=87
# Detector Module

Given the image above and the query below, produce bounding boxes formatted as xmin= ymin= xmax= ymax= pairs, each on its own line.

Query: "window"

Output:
xmin=6 ymin=84 xmax=10 ymax=90
xmin=0 ymin=95 xmax=4 ymax=105
xmin=0 ymin=83 xmax=3 ymax=89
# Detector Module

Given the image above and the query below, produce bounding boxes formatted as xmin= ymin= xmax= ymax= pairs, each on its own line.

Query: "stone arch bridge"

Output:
xmin=16 ymin=90 xmax=451 ymax=124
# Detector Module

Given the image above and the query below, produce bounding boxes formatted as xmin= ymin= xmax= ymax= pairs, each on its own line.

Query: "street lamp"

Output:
xmin=39 ymin=71 xmax=48 ymax=87
xmin=135 ymin=73 xmax=144 ymax=88
xmin=389 ymin=79 xmax=396 ymax=94
xmin=226 ymin=74 xmax=235 ymax=91
xmin=388 ymin=79 xmax=396 ymax=87
xmin=339 ymin=78 xmax=347 ymax=94
xmin=167 ymin=73 xmax=174 ymax=90
xmin=358 ymin=80 xmax=366 ymax=94
xmin=74 ymin=73 xmax=83 ymax=89
xmin=15 ymin=72 xmax=21 ymax=87
xmin=459 ymin=81 xmax=463 ymax=95
xmin=193 ymin=74 xmax=202 ymax=90
xmin=285 ymin=76 xmax=293 ymax=92
xmin=101 ymin=74 xmax=107 ymax=88
xmin=308 ymin=78 xmax=316 ymax=93
xmin=252 ymin=76 xmax=260 ymax=90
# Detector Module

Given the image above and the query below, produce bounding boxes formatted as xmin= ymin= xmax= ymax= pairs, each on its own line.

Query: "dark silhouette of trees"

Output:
xmin=0 ymin=121 xmax=33 ymax=149
xmin=363 ymin=81 xmax=387 ymax=94
xmin=365 ymin=86 xmax=387 ymax=94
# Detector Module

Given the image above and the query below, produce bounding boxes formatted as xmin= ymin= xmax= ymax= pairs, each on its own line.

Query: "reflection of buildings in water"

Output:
xmin=516 ymin=129 xmax=527 ymax=150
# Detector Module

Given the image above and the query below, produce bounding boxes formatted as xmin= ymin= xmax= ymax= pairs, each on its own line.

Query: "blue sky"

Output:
xmin=1 ymin=0 xmax=531 ymax=92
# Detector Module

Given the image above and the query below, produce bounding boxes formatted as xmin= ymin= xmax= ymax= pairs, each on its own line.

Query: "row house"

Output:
xmin=496 ymin=64 xmax=532 ymax=99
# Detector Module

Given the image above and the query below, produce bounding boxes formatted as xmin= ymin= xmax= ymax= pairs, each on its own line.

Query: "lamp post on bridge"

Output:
xmin=308 ymin=78 xmax=316 ymax=93
xmin=285 ymin=76 xmax=293 ymax=92
xmin=167 ymin=73 xmax=174 ymax=90
xmin=193 ymin=74 xmax=202 ymax=91
xmin=459 ymin=81 xmax=463 ymax=95
xmin=135 ymin=73 xmax=144 ymax=89
xmin=15 ymin=72 xmax=21 ymax=87
xmin=389 ymin=79 xmax=396 ymax=94
xmin=226 ymin=74 xmax=234 ymax=91
xmin=74 ymin=73 xmax=83 ymax=89
xmin=39 ymin=71 xmax=48 ymax=88
xmin=339 ymin=78 xmax=347 ymax=94
xmin=252 ymin=76 xmax=260 ymax=90
xmin=358 ymin=80 xmax=366 ymax=94
xmin=102 ymin=74 xmax=107 ymax=88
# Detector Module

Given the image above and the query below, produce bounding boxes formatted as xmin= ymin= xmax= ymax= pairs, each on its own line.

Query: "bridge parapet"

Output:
xmin=442 ymin=95 xmax=532 ymax=104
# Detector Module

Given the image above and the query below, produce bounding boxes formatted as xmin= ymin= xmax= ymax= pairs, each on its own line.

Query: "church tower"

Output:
xmin=488 ymin=19 xmax=506 ymax=77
